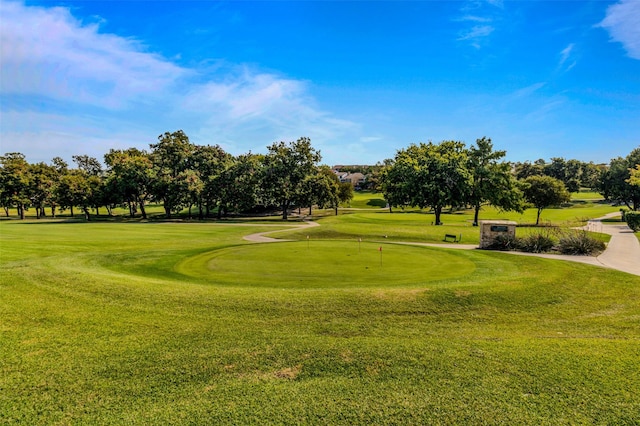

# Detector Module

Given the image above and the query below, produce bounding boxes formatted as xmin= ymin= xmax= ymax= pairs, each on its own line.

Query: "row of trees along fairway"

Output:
xmin=0 ymin=131 xmax=353 ymax=220
xmin=380 ymin=138 xmax=577 ymax=226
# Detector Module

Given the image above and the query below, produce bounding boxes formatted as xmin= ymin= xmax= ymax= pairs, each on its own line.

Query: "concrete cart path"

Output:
xmin=588 ymin=213 xmax=640 ymax=276
xmin=242 ymin=220 xmax=319 ymax=243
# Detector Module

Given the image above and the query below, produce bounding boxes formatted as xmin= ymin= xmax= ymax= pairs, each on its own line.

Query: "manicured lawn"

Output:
xmin=348 ymin=190 xmax=387 ymax=209
xmin=1 ymin=219 xmax=639 ymax=424
xmin=276 ymin=202 xmax=619 ymax=244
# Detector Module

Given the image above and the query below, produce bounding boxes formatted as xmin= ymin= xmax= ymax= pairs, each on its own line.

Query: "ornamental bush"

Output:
xmin=519 ymin=231 xmax=556 ymax=253
xmin=486 ymin=234 xmax=520 ymax=251
xmin=557 ymin=230 xmax=606 ymax=255
xmin=625 ymin=212 xmax=640 ymax=232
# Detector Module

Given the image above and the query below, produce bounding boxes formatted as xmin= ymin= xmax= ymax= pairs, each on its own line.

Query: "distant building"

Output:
xmin=333 ymin=170 xmax=366 ymax=188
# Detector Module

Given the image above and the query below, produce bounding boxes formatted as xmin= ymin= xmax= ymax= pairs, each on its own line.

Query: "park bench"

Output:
xmin=444 ymin=234 xmax=461 ymax=243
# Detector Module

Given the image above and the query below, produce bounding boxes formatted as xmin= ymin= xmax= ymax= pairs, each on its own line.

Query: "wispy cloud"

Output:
xmin=558 ymin=43 xmax=577 ymax=71
xmin=511 ymin=82 xmax=546 ymax=99
xmin=458 ymin=25 xmax=494 ymax=42
xmin=457 ymin=15 xmax=492 ymax=23
xmin=0 ymin=0 xmax=360 ymax=163
xmin=455 ymin=0 xmax=503 ymax=48
xmin=598 ymin=0 xmax=640 ymax=60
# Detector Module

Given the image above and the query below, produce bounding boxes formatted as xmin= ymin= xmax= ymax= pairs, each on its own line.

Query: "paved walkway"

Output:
xmin=588 ymin=213 xmax=640 ymax=276
xmin=242 ymin=221 xmax=319 ymax=243
xmin=242 ymin=214 xmax=640 ymax=277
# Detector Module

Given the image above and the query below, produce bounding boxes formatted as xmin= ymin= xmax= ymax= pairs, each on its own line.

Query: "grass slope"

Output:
xmin=1 ymin=220 xmax=639 ymax=424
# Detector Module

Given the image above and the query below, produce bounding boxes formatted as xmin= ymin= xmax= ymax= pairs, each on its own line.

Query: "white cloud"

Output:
xmin=559 ymin=43 xmax=574 ymax=65
xmin=0 ymin=1 xmax=363 ymax=164
xmin=458 ymin=15 xmax=492 ymax=23
xmin=511 ymin=82 xmax=546 ymax=99
xmin=557 ymin=43 xmax=577 ymax=72
xmin=0 ymin=0 xmax=186 ymax=108
xmin=599 ymin=0 xmax=640 ymax=60
xmin=458 ymin=25 xmax=494 ymax=47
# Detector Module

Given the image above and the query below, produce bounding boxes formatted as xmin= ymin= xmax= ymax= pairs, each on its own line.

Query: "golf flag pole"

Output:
xmin=379 ymin=246 xmax=382 ymax=267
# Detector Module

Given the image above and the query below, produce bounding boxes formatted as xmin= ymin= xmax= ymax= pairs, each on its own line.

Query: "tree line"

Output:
xmin=0 ymin=131 xmax=353 ymax=221
xmin=1 ymin=131 xmax=638 ymax=223
xmin=378 ymin=138 xmax=640 ymax=225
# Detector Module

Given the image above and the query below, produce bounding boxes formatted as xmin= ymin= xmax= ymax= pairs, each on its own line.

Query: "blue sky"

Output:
xmin=1 ymin=0 xmax=639 ymax=166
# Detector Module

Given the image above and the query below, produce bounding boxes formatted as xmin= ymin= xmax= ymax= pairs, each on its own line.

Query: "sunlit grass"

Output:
xmin=1 ymin=218 xmax=638 ymax=424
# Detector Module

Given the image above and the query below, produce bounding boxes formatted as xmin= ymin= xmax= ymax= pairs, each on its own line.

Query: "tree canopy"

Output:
xmin=522 ymin=175 xmax=571 ymax=225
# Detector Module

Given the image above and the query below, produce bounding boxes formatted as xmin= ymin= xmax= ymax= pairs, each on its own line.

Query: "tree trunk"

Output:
xmin=536 ymin=208 xmax=542 ymax=225
xmin=70 ymin=206 xmax=74 ymax=218
xmin=40 ymin=207 xmax=46 ymax=218
xmin=4 ymin=206 xmax=9 ymax=217
xmin=128 ymin=201 xmax=135 ymax=218
xmin=217 ymin=204 xmax=223 ymax=219
xmin=83 ymin=207 xmax=91 ymax=221
xmin=282 ymin=201 xmax=289 ymax=220
xmin=138 ymin=199 xmax=147 ymax=219
xmin=198 ymin=201 xmax=204 ymax=220
xmin=36 ymin=206 xmax=41 ymax=219
xmin=164 ymin=204 xmax=172 ymax=219
xmin=95 ymin=206 xmax=100 ymax=216
xmin=434 ymin=206 xmax=443 ymax=225
xmin=19 ymin=203 xmax=25 ymax=220
xmin=309 ymin=205 xmax=312 ymax=215
xmin=188 ymin=204 xmax=192 ymax=219
xmin=473 ymin=204 xmax=480 ymax=226
xmin=335 ymin=206 xmax=338 ymax=216
xmin=51 ymin=204 xmax=56 ymax=218
xmin=106 ymin=205 xmax=113 ymax=216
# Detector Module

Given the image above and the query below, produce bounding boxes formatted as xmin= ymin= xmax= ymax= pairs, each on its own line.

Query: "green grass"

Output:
xmin=275 ymin=202 xmax=619 ymax=244
xmin=175 ymin=241 xmax=476 ymax=288
xmin=571 ymin=190 xmax=605 ymax=201
xmin=348 ymin=191 xmax=388 ymax=209
xmin=2 ymin=219 xmax=639 ymax=424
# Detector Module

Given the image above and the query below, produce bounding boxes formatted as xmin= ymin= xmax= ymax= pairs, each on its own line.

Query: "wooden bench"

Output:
xmin=444 ymin=234 xmax=461 ymax=242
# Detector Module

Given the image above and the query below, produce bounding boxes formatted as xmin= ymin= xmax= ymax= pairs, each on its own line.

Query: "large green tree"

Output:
xmin=598 ymin=147 xmax=640 ymax=211
xmin=189 ymin=144 xmax=230 ymax=219
xmin=104 ymin=148 xmax=154 ymax=218
xmin=150 ymin=130 xmax=196 ymax=218
xmin=0 ymin=153 xmax=32 ymax=219
xmin=522 ymin=175 xmax=571 ymax=225
xmin=299 ymin=165 xmax=350 ymax=216
xmin=467 ymin=137 xmax=524 ymax=226
xmin=216 ymin=153 xmax=263 ymax=218
xmin=383 ymin=141 xmax=471 ymax=225
xmin=628 ymin=164 xmax=640 ymax=187
xmin=262 ymin=137 xmax=321 ymax=220
xmin=28 ymin=162 xmax=57 ymax=219
xmin=54 ymin=169 xmax=99 ymax=220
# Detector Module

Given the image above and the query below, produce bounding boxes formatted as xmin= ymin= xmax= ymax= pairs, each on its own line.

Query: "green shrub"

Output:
xmin=625 ymin=211 xmax=640 ymax=232
xmin=620 ymin=208 xmax=628 ymax=221
xmin=557 ymin=230 xmax=606 ymax=255
xmin=486 ymin=234 xmax=520 ymax=251
xmin=519 ymin=231 xmax=556 ymax=253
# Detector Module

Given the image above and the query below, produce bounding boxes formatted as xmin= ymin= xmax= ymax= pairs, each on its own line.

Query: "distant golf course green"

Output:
xmin=176 ymin=241 xmax=476 ymax=288
xmin=2 ymin=203 xmax=639 ymax=424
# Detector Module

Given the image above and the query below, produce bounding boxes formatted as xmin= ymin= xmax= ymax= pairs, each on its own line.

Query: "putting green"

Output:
xmin=176 ymin=240 xmax=476 ymax=288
